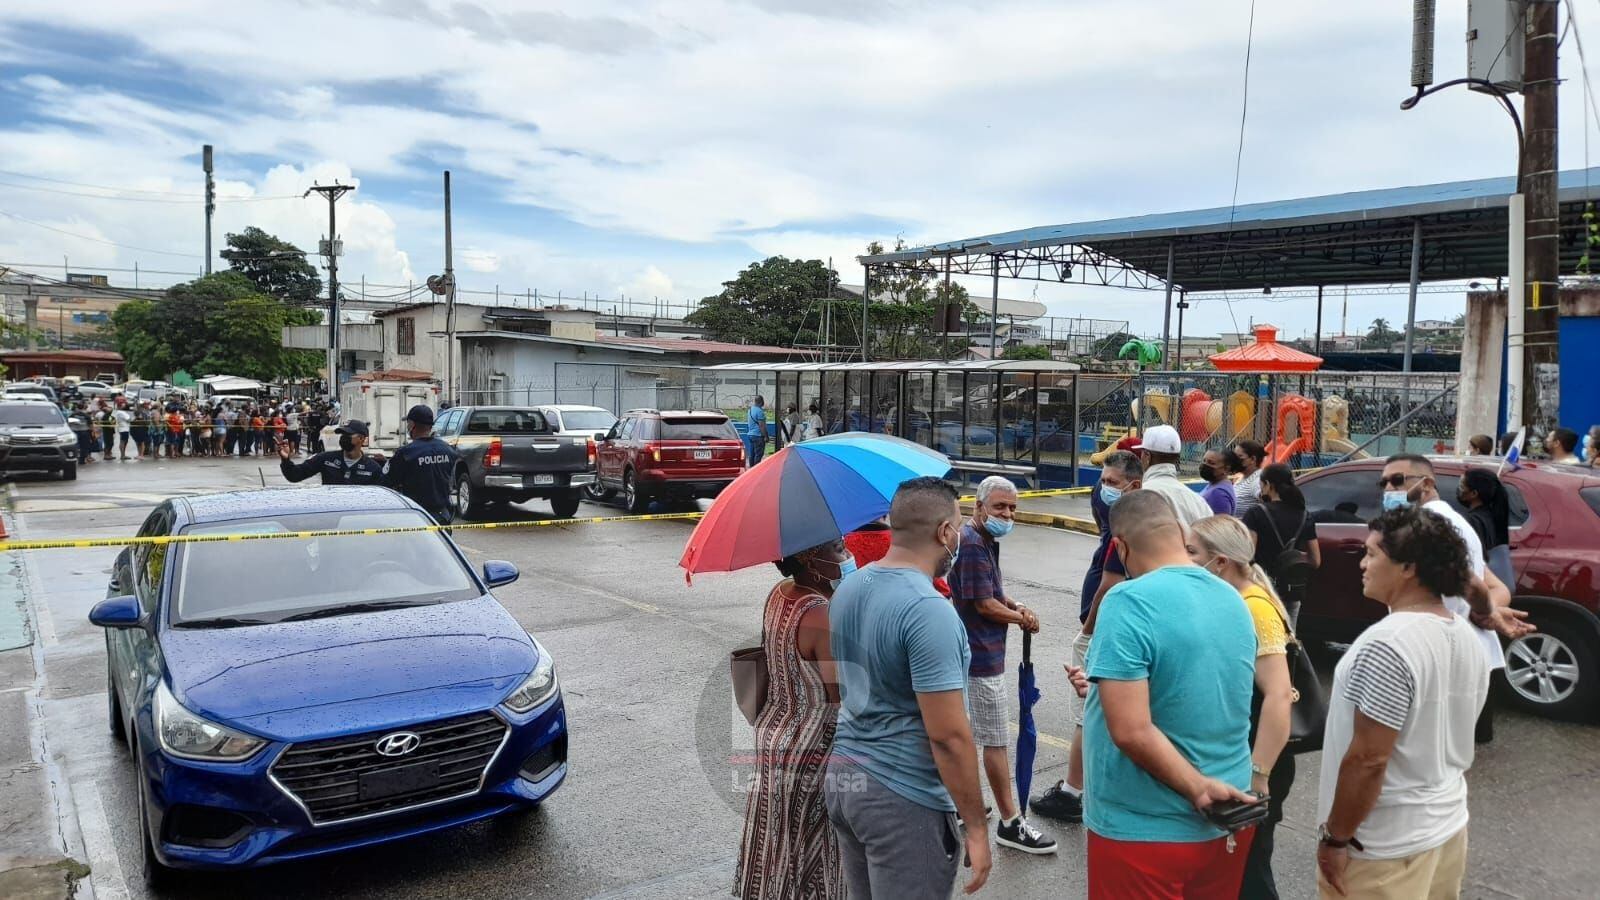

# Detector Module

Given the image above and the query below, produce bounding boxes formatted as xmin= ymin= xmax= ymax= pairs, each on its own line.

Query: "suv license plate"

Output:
xmin=533 ymin=474 xmax=555 ymax=485
xmin=694 ymin=450 xmax=712 ymax=460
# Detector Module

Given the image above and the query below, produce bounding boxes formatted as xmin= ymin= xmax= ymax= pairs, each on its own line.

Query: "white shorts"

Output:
xmin=966 ymin=673 xmax=1010 ymax=748
xmin=1069 ymin=630 xmax=1092 ymax=727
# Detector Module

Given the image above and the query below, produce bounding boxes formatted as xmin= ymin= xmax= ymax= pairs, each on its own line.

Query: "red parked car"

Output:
xmin=593 ymin=410 xmax=745 ymax=513
xmin=1297 ymin=457 xmax=1600 ymax=720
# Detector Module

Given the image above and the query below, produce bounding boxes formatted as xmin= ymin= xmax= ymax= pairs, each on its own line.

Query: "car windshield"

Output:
xmin=559 ymin=411 xmax=617 ymax=431
xmin=0 ymin=405 xmax=66 ymax=426
xmin=171 ymin=510 xmax=481 ymax=627
xmin=661 ymin=418 xmax=736 ymax=440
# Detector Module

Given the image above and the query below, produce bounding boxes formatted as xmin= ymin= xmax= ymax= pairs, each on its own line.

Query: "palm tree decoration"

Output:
xmin=1118 ymin=338 xmax=1163 ymax=369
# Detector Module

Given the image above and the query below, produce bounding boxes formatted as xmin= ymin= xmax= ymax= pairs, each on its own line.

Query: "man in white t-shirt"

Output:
xmin=112 ymin=405 xmax=133 ymax=460
xmin=1316 ymin=506 xmax=1490 ymax=898
xmin=1129 ymin=425 xmax=1212 ymax=527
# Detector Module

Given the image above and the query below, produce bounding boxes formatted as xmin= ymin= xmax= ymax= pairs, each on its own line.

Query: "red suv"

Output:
xmin=594 ymin=410 xmax=745 ymax=513
xmin=1297 ymin=457 xmax=1600 ymax=720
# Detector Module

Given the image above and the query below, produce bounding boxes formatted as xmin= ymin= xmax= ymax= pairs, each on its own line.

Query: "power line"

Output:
xmin=0 ymin=168 xmax=208 ymax=197
xmin=1210 ymin=0 xmax=1257 ymax=339
xmin=0 ymin=178 xmax=305 ymax=205
xmin=0 ymin=210 xmax=204 ymax=258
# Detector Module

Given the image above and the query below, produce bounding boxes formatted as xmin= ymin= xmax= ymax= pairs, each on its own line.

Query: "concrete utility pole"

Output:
xmin=304 ymin=182 xmax=354 ymax=399
xmin=202 ymin=145 xmax=215 ymax=275
xmin=443 ymin=170 xmax=456 ymax=405
xmin=1521 ymin=0 xmax=1561 ymax=438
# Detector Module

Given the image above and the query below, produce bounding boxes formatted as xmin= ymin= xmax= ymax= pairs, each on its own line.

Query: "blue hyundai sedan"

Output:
xmin=89 ymin=487 xmax=568 ymax=885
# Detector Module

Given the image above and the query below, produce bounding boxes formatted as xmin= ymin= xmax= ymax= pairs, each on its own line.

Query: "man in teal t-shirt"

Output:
xmin=1083 ymin=490 xmax=1258 ymax=896
xmin=826 ymin=476 xmax=991 ymax=898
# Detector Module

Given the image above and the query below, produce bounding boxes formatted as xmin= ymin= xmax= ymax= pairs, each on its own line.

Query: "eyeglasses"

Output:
xmin=1376 ymin=473 xmax=1423 ymax=489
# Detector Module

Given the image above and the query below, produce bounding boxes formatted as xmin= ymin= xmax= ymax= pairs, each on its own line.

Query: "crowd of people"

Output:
xmin=59 ymin=394 xmax=338 ymax=464
xmin=734 ymin=423 xmax=1539 ymax=900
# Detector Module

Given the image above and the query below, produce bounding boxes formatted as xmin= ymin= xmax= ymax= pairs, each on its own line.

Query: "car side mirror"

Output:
xmin=89 ymin=594 xmax=143 ymax=629
xmin=483 ymin=560 xmax=519 ymax=589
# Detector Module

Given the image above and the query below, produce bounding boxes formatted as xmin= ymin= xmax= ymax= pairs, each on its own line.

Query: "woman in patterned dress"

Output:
xmin=734 ymin=539 xmax=853 ymax=900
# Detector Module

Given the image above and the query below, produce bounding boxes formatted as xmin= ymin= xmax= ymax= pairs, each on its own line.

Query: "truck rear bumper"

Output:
xmin=485 ymin=473 xmax=595 ymax=490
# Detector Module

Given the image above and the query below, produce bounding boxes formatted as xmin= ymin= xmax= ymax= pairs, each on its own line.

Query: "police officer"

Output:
xmin=278 ymin=419 xmax=384 ymax=485
xmin=381 ymin=405 xmax=458 ymax=523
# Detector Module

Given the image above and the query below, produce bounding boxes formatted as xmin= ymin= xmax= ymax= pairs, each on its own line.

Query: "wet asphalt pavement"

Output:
xmin=7 ymin=454 xmax=1600 ymax=899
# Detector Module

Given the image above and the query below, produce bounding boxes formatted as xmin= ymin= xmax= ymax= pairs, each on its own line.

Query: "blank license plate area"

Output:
xmin=693 ymin=450 xmax=712 ymax=460
xmin=533 ymin=474 xmax=555 ymax=485
xmin=358 ymin=760 xmax=441 ymax=801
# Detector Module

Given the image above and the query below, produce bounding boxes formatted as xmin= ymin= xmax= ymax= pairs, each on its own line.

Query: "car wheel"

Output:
xmin=1503 ymin=616 xmax=1599 ymax=720
xmin=108 ymin=669 xmax=126 ymax=745
xmin=133 ymin=740 xmax=173 ymax=889
xmin=624 ymin=471 xmax=650 ymax=515
xmin=60 ymin=462 xmax=77 ymax=481
xmin=454 ymin=471 xmax=487 ymax=521
xmin=585 ymin=481 xmax=616 ymax=502
xmin=550 ymin=491 xmax=581 ymax=519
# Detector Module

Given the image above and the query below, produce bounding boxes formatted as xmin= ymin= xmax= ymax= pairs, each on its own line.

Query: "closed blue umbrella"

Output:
xmin=1015 ymin=630 xmax=1041 ymax=812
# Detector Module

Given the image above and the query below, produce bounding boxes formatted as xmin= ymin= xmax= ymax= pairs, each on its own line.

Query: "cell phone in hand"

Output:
xmin=1203 ymin=792 xmax=1269 ymax=832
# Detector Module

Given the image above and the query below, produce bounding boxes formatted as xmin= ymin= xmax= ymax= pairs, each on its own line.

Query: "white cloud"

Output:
xmin=459 ymin=248 xmax=501 ymax=273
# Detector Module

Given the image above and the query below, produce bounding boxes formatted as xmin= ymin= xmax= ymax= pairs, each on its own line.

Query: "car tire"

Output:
xmin=133 ymin=740 xmax=173 ymax=889
xmin=1502 ymin=614 xmax=1599 ymax=720
xmin=585 ymin=482 xmax=616 ymax=502
xmin=550 ymin=491 xmax=581 ymax=519
xmin=624 ymin=471 xmax=650 ymax=515
xmin=60 ymin=462 xmax=77 ymax=481
xmin=454 ymin=471 xmax=487 ymax=521
xmin=108 ymin=669 xmax=126 ymax=745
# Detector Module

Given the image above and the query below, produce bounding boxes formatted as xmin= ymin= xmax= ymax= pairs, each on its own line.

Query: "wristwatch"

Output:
xmin=1250 ymin=763 xmax=1269 ymax=779
xmin=1317 ymin=822 xmax=1363 ymax=852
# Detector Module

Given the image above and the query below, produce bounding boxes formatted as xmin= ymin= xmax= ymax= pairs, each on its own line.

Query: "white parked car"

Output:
xmin=75 ymin=380 xmax=118 ymax=399
xmin=535 ymin=405 xmax=618 ymax=440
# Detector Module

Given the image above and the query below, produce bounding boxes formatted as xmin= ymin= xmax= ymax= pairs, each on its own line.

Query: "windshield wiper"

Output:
xmin=278 ymin=600 xmax=433 ymax=622
xmin=177 ymin=616 xmax=274 ymax=629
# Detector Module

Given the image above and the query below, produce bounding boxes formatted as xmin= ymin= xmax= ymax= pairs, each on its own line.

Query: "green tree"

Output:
xmin=1091 ymin=330 xmax=1139 ymax=361
xmin=1364 ymin=317 xmax=1398 ymax=350
xmin=1001 ymin=344 xmax=1052 ymax=360
xmin=220 ymin=226 xmax=322 ymax=305
xmin=686 ymin=256 xmax=837 ymax=347
xmin=110 ymin=271 xmax=322 ymax=380
xmin=861 ymin=240 xmax=978 ymax=359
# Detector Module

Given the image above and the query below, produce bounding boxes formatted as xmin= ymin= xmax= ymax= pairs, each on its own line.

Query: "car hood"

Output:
xmin=161 ymin=596 xmax=539 ymax=743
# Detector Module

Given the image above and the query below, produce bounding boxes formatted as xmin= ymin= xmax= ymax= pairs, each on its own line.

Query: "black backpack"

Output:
xmin=1265 ymin=508 xmax=1314 ymax=590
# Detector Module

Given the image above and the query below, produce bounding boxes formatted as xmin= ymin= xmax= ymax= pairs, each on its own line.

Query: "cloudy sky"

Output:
xmin=1 ymin=0 xmax=1596 ymax=340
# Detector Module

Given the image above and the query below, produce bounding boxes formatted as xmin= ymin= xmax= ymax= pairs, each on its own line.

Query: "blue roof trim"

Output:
xmin=863 ymin=167 xmax=1600 ymax=264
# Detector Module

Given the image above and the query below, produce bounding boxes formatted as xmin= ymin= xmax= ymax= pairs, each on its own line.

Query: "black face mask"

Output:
xmin=1199 ymin=463 xmax=1218 ymax=481
xmin=338 ymin=434 xmax=356 ymax=453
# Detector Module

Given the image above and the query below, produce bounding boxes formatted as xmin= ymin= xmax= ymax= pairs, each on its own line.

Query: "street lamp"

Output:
xmin=1400 ymin=77 xmax=1527 ymax=429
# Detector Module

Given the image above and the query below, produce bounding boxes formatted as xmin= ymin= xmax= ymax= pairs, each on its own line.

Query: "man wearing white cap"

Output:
xmin=1130 ymin=424 xmax=1212 ymax=527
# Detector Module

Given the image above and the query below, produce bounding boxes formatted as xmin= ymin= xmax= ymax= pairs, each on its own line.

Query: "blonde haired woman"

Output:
xmin=1188 ymin=515 xmax=1297 ymax=900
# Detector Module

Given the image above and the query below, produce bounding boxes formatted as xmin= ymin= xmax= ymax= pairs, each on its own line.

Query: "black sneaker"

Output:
xmin=996 ymin=816 xmax=1057 ymax=855
xmin=1029 ymin=781 xmax=1083 ymax=823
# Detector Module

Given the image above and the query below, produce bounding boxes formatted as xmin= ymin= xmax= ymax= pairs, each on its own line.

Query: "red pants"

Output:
xmin=1088 ymin=829 xmax=1255 ymax=899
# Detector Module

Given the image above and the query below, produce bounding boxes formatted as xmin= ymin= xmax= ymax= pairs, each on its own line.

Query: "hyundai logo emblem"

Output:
xmin=374 ymin=731 xmax=422 ymax=757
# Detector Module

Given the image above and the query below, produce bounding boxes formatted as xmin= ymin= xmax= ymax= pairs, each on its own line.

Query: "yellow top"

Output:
xmin=1242 ymin=583 xmax=1289 ymax=657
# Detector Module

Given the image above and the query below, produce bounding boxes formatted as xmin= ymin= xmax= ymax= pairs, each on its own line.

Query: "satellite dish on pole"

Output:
xmin=426 ymin=274 xmax=451 ymax=295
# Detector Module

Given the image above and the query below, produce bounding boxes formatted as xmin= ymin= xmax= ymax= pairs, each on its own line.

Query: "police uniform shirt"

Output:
xmin=281 ymin=450 xmax=385 ymax=485
xmin=381 ymin=435 xmax=459 ymax=515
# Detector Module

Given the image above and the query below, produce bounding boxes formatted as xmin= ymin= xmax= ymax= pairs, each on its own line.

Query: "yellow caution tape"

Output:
xmin=0 ymin=511 xmax=706 ymax=552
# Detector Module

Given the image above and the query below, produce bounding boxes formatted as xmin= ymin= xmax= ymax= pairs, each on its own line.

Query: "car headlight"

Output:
xmin=503 ymin=644 xmax=558 ymax=713
xmin=154 ymin=680 xmax=266 ymax=761
xmin=56 ymin=433 xmax=78 ymax=445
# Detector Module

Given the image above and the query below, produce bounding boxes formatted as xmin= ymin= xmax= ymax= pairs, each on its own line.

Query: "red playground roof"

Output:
xmin=1209 ymin=324 xmax=1323 ymax=373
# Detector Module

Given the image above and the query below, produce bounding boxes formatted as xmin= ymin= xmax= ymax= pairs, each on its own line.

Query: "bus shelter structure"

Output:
xmin=705 ymin=359 xmax=1088 ymax=487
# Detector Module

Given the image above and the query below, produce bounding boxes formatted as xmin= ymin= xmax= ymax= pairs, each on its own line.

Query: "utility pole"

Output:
xmin=443 ymin=171 xmax=456 ymax=405
xmin=304 ymin=182 xmax=354 ymax=399
xmin=1521 ymin=0 xmax=1560 ymax=440
xmin=202 ymin=145 xmax=215 ymax=275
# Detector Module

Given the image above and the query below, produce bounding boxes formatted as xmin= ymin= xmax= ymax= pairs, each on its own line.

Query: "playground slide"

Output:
xmin=1265 ymin=436 xmax=1314 ymax=465
xmin=1321 ymin=437 xmax=1370 ymax=460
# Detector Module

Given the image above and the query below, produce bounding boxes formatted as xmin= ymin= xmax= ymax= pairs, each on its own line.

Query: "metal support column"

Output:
xmin=1175 ymin=291 xmax=1187 ymax=370
xmin=1160 ymin=242 xmax=1175 ymax=365
xmin=861 ymin=265 xmax=871 ymax=362
xmin=1314 ymin=285 xmax=1324 ymax=354
xmin=989 ymin=259 xmax=1000 ymax=358
xmin=1402 ymin=219 xmax=1422 ymax=372
xmin=1032 ymin=373 xmax=1041 ymax=471
xmin=1070 ymin=373 xmax=1080 ymax=487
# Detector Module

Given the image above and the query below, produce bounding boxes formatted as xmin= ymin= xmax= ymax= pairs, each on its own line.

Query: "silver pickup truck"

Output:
xmin=433 ymin=405 xmax=596 ymax=520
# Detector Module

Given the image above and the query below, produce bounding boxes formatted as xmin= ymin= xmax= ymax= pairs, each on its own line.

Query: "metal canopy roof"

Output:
xmin=705 ymin=359 xmax=1080 ymax=372
xmin=859 ymin=167 xmax=1600 ymax=293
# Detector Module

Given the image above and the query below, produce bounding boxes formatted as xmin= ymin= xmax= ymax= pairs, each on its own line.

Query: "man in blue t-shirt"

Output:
xmin=1083 ymin=489 xmax=1259 ymax=897
xmin=745 ymin=395 xmax=768 ymax=466
xmin=827 ymin=477 xmax=991 ymax=898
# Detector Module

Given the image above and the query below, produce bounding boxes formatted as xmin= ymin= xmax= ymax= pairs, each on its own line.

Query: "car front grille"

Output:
xmin=270 ymin=711 xmax=507 ymax=825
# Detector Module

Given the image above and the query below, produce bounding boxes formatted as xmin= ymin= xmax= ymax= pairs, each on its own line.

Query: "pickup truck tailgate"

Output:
xmin=493 ymin=434 xmax=589 ymax=474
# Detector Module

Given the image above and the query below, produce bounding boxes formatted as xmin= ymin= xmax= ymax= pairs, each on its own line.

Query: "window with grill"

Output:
xmin=397 ymin=317 xmax=416 ymax=356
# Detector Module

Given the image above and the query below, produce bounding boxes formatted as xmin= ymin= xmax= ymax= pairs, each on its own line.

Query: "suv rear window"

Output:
xmin=0 ymin=405 xmax=67 ymax=426
xmin=660 ymin=417 xmax=737 ymax=441
xmin=1582 ymin=487 xmax=1600 ymax=521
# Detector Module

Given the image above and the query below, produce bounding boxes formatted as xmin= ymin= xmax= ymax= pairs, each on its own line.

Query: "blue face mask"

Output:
xmin=1382 ymin=491 xmax=1411 ymax=511
xmin=1099 ymin=484 xmax=1123 ymax=506
xmin=829 ymin=557 xmax=858 ymax=591
xmin=984 ymin=517 xmax=1014 ymax=539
